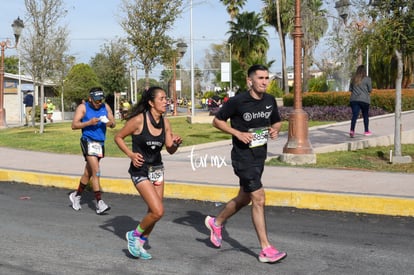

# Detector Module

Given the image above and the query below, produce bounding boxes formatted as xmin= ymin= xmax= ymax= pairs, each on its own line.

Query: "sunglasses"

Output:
xmin=93 ymin=99 xmax=103 ymax=104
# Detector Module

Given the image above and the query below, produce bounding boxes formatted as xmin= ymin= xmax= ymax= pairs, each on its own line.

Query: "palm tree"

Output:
xmin=220 ymin=0 xmax=247 ymax=20
xmin=227 ymin=11 xmax=270 ymax=72
xmin=262 ymin=0 xmax=295 ymax=94
xmin=301 ymin=0 xmax=328 ymax=92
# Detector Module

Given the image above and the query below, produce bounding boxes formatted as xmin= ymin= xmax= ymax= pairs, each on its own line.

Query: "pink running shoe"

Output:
xmin=258 ymin=246 xmax=287 ymax=263
xmin=364 ymin=131 xmax=373 ymax=136
xmin=349 ymin=131 xmax=355 ymax=138
xmin=205 ymin=216 xmax=222 ymax=248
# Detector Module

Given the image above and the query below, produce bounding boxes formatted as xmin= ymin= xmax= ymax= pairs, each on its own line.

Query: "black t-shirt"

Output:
xmin=215 ymin=91 xmax=281 ymax=165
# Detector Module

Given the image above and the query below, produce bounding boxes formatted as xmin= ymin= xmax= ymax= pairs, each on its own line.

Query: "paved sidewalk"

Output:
xmin=1 ymin=111 xmax=414 ymax=217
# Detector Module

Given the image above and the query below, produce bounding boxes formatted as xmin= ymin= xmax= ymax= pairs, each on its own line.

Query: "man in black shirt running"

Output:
xmin=205 ymin=64 xmax=287 ymax=263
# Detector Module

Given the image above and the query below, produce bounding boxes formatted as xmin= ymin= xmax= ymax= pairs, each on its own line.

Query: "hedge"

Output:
xmin=282 ymin=89 xmax=414 ymax=113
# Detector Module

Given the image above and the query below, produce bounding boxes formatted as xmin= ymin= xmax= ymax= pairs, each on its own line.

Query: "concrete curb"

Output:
xmin=2 ymin=168 xmax=413 ymax=217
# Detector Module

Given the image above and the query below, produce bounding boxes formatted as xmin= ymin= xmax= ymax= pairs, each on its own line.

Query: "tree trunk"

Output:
xmin=145 ymin=69 xmax=150 ymax=89
xmin=394 ymin=49 xmax=402 ymax=157
xmin=40 ymin=83 xmax=45 ymax=134
xmin=276 ymin=0 xmax=289 ymax=94
xmin=303 ymin=45 xmax=310 ymax=92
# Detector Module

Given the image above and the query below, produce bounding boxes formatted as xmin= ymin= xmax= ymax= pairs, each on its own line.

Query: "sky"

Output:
xmin=0 ymin=0 xmax=337 ymax=80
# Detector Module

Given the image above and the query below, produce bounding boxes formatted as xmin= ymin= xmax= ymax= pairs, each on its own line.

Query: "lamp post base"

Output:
xmin=283 ymin=108 xmax=313 ymax=154
xmin=280 ymin=153 xmax=316 ymax=165
xmin=0 ymin=108 xmax=7 ymax=128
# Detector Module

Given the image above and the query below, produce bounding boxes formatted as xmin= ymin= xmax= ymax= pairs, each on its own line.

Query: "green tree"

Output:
xmin=227 ymin=11 xmax=269 ymax=72
xmin=90 ymin=40 xmax=129 ymax=96
xmin=267 ymin=78 xmax=284 ymax=98
xmin=159 ymin=69 xmax=173 ymax=97
xmin=137 ymin=78 xmax=160 ymax=93
xmin=308 ymin=75 xmax=328 ymax=92
xmin=193 ymin=65 xmax=204 ymax=99
xmin=262 ymin=0 xmax=295 ymax=94
xmin=361 ymin=0 xmax=414 ymax=89
xmin=220 ymin=0 xmax=246 ymax=20
xmin=21 ymin=0 xmax=69 ymax=132
xmin=367 ymin=0 xmax=414 ymax=158
xmin=63 ymin=63 xmax=100 ymax=105
xmin=120 ymin=0 xmax=184 ymax=86
xmin=54 ymin=55 xmax=75 ymax=117
xmin=301 ymin=0 xmax=328 ymax=92
xmin=203 ymin=43 xmax=231 ymax=87
xmin=4 ymin=57 xmax=19 ymax=74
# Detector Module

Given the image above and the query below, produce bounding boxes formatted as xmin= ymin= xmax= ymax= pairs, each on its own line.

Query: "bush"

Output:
xmin=34 ymin=105 xmax=46 ymax=122
xmin=278 ymin=105 xmax=387 ymax=122
xmin=267 ymin=80 xmax=284 ymax=98
xmin=308 ymin=76 xmax=328 ymax=92
xmin=371 ymin=89 xmax=414 ymax=112
xmin=283 ymin=89 xmax=414 ymax=113
xmin=283 ymin=92 xmax=350 ymax=107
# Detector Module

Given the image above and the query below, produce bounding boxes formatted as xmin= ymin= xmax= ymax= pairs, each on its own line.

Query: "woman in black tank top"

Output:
xmin=115 ymin=86 xmax=182 ymax=259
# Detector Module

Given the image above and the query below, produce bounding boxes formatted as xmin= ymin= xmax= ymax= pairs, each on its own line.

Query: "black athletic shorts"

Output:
xmin=232 ymin=161 xmax=264 ymax=193
xmin=80 ymin=138 xmax=105 ymax=161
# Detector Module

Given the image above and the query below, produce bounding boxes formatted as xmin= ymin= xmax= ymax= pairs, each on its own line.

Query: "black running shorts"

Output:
xmin=232 ymin=162 xmax=264 ymax=193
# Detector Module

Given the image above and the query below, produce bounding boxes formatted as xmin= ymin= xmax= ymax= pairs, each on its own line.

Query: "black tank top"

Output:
xmin=129 ymin=112 xmax=165 ymax=175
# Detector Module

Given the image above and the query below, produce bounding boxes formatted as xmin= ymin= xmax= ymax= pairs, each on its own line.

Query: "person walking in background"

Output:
xmin=349 ymin=65 xmax=372 ymax=138
xmin=205 ymin=64 xmax=287 ymax=264
xmin=45 ymin=99 xmax=55 ymax=123
xmin=201 ymin=97 xmax=206 ymax=110
xmin=69 ymin=87 xmax=116 ymax=215
xmin=43 ymin=101 xmax=48 ymax=123
xmin=121 ymin=99 xmax=131 ymax=119
xmin=23 ymin=91 xmax=33 ymax=126
xmin=169 ymin=99 xmax=174 ymax=115
xmin=114 ymin=86 xmax=182 ymax=260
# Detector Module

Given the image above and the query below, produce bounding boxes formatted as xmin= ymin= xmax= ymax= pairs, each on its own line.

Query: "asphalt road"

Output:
xmin=1 ymin=181 xmax=414 ymax=275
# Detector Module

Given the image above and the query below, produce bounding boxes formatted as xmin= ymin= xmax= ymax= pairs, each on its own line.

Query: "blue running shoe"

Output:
xmin=136 ymin=240 xmax=152 ymax=260
xmin=125 ymin=230 xmax=152 ymax=260
xmin=126 ymin=230 xmax=140 ymax=257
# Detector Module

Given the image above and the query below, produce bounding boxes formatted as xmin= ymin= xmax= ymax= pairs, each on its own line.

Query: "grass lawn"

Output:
xmin=0 ymin=117 xmax=413 ymax=173
xmin=267 ymin=144 xmax=414 ymax=173
xmin=0 ymin=117 xmax=231 ymax=156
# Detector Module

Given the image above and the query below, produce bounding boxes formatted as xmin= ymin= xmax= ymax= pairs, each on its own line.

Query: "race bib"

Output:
xmin=249 ymin=127 xmax=269 ymax=148
xmin=148 ymin=165 xmax=164 ymax=185
xmin=87 ymin=141 xmax=103 ymax=157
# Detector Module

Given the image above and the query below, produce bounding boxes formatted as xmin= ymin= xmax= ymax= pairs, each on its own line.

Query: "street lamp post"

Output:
xmin=228 ymin=43 xmax=232 ymax=93
xmin=334 ymin=1 xmax=372 ymax=73
xmin=335 ymin=0 xmax=365 ymax=65
xmin=172 ymin=41 xmax=187 ymax=116
xmin=281 ymin=0 xmax=315 ymax=164
xmin=335 ymin=0 xmax=351 ymax=24
xmin=0 ymin=17 xmax=24 ymax=128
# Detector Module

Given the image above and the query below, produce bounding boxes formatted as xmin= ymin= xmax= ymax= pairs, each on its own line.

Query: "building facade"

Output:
xmin=3 ymin=73 xmax=55 ymax=124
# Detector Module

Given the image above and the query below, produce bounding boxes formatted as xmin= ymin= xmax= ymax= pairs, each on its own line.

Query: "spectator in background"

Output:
xmin=46 ymin=99 xmax=55 ymax=123
xmin=121 ymin=99 xmax=131 ymax=119
xmin=23 ymin=91 xmax=33 ymax=126
xmin=105 ymin=94 xmax=115 ymax=115
xmin=211 ymin=95 xmax=221 ymax=108
xmin=170 ymin=100 xmax=174 ymax=115
xmin=201 ymin=97 xmax=206 ymax=110
xmin=349 ymin=65 xmax=372 ymax=138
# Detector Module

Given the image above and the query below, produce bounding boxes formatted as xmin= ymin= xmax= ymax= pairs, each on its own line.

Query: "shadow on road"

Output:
xmin=173 ymin=210 xmax=257 ymax=258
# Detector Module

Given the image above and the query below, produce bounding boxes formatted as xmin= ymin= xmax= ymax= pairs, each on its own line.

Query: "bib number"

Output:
xmin=87 ymin=141 xmax=103 ymax=157
xmin=249 ymin=127 xmax=269 ymax=148
xmin=148 ymin=165 xmax=164 ymax=185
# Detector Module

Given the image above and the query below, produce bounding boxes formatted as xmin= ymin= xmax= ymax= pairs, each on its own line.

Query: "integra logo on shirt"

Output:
xmin=146 ymin=140 xmax=163 ymax=149
xmin=243 ymin=111 xmax=271 ymax=121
